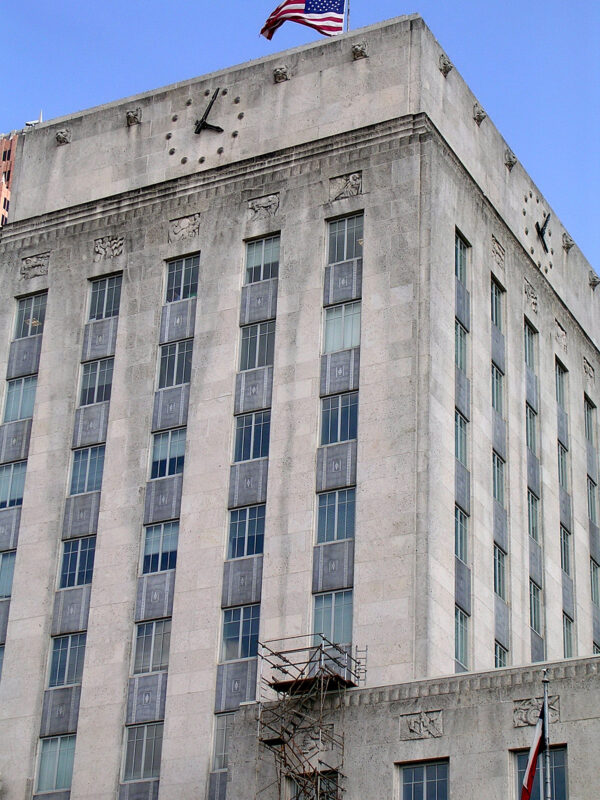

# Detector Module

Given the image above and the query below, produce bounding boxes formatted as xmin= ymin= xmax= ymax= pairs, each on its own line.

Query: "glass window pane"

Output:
xmin=0 ymin=551 xmax=16 ymax=598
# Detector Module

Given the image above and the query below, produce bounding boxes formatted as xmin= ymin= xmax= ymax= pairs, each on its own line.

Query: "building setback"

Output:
xmin=0 ymin=131 xmax=18 ymax=227
xmin=0 ymin=13 xmax=598 ymax=800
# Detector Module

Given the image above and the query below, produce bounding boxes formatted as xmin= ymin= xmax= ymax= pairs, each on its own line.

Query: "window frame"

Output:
xmin=15 ymin=292 xmax=47 ymax=339
xmin=491 ymin=363 xmax=503 ymax=416
xmin=584 ymin=397 xmax=596 ymax=445
xmin=557 ymin=443 xmax=569 ymax=491
xmin=88 ymin=274 xmax=122 ymax=321
xmin=233 ymin=411 xmax=270 ymax=463
xmin=123 ymin=722 xmax=164 ymax=782
xmin=526 ymin=404 xmax=538 ymax=455
xmin=221 ymin=604 xmax=261 ymax=662
xmin=245 ymin=235 xmax=280 ymax=285
xmin=455 ymin=605 xmax=469 ymax=669
xmin=455 ymin=410 xmax=468 ymax=466
xmin=493 ymin=544 xmax=507 ymax=600
xmin=0 ymin=549 xmax=16 ymax=598
xmin=494 ymin=641 xmax=508 ymax=668
xmin=555 ymin=360 xmax=567 ymax=410
xmin=4 ymin=375 xmax=37 ymax=422
xmin=158 ymin=339 xmax=193 ymax=389
xmin=37 ymin=734 xmax=76 ymax=793
xmin=79 ymin=358 xmax=114 ymax=406
xmin=455 ymin=319 xmax=467 ymax=371
xmin=455 ymin=505 xmax=468 ymax=563
xmin=133 ymin=618 xmax=171 ymax=675
xmin=239 ymin=320 xmax=276 ymax=372
xmin=313 ymin=589 xmax=353 ymax=647
xmin=141 ymin=521 xmax=179 ymax=575
xmin=150 ymin=428 xmax=186 ymax=479
xmin=212 ymin=712 xmax=235 ymax=771
xmin=321 ymin=392 xmax=359 ymax=447
xmin=317 ymin=488 xmax=356 ymax=544
xmin=455 ymin=231 xmax=468 ymax=283
xmin=529 ymin=579 xmax=542 ymax=635
xmin=591 ymin=559 xmax=600 ymax=607
xmin=49 ymin=633 xmax=87 ymax=688
xmin=528 ymin=490 xmax=540 ymax=543
xmin=587 ymin=477 xmax=597 ymax=523
xmin=563 ymin=613 xmax=574 ymax=658
xmin=323 ymin=300 xmax=361 ymax=354
xmin=59 ymin=536 xmax=96 ymax=589
xmin=0 ymin=460 xmax=26 ymax=509
xmin=515 ymin=746 xmax=568 ymax=800
xmin=69 ymin=445 xmax=105 ymax=495
xmin=492 ymin=451 xmax=505 ymax=506
xmin=491 ymin=278 xmax=503 ymax=331
xmin=228 ymin=505 xmax=265 ymax=559
xmin=524 ymin=320 xmax=537 ymax=371
xmin=165 ymin=254 xmax=199 ymax=302
xmin=327 ymin=213 xmax=363 ymax=265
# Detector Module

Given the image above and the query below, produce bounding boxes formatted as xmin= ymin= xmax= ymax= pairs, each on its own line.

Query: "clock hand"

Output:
xmin=540 ymin=212 xmax=551 ymax=236
xmin=203 ymin=121 xmax=224 ymax=133
xmin=195 ymin=88 xmax=223 ymax=134
xmin=535 ymin=213 xmax=551 ymax=253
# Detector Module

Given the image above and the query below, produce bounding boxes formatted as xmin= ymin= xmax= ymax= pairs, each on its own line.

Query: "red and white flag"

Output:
xmin=521 ymin=704 xmax=545 ymax=800
xmin=261 ymin=0 xmax=345 ymax=40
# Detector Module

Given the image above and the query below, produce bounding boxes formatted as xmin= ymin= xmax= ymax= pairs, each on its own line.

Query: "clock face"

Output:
xmin=521 ymin=190 xmax=554 ymax=274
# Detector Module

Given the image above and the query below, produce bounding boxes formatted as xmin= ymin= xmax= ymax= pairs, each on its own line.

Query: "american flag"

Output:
xmin=261 ymin=0 xmax=345 ymax=40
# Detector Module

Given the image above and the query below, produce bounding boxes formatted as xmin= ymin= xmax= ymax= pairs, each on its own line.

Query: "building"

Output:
xmin=0 ymin=132 xmax=18 ymax=227
xmin=0 ymin=13 xmax=598 ymax=800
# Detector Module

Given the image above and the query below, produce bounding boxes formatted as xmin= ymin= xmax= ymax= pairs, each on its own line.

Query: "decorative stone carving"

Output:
xmin=330 ymin=172 xmax=362 ymax=201
xmin=296 ymin=724 xmax=334 ymax=755
xmin=439 ymin=53 xmax=453 ymax=77
xmin=248 ymin=194 xmax=280 ymax=219
xmin=352 ymin=42 xmax=368 ymax=60
xmin=273 ymin=66 xmax=289 ymax=83
xmin=513 ymin=696 xmax=560 ymax=727
xmin=126 ymin=108 xmax=142 ymax=126
xmin=93 ymin=236 xmax=124 ymax=261
xmin=505 ymin=148 xmax=517 ymax=171
xmin=583 ymin=358 xmax=595 ymax=382
xmin=523 ymin=278 xmax=538 ymax=313
xmin=589 ymin=271 xmax=600 ymax=290
xmin=473 ymin=103 xmax=487 ymax=126
xmin=399 ymin=710 xmax=443 ymax=740
xmin=20 ymin=252 xmax=50 ymax=279
xmin=168 ymin=213 xmax=201 ymax=243
xmin=492 ymin=235 xmax=505 ymax=269
xmin=562 ymin=232 xmax=575 ymax=252
xmin=56 ymin=129 xmax=71 ymax=145
xmin=555 ymin=319 xmax=567 ymax=353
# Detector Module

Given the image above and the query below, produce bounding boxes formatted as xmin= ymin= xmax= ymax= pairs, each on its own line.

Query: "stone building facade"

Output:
xmin=0 ymin=13 xmax=598 ymax=800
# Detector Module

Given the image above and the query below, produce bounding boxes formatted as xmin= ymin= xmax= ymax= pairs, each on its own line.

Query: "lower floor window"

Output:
xmin=400 ymin=760 xmax=448 ymax=800
xmin=37 ymin=734 xmax=76 ymax=792
xmin=313 ymin=590 xmax=353 ymax=646
xmin=123 ymin=722 xmax=163 ymax=781
xmin=212 ymin=713 xmax=234 ymax=771
xmin=455 ymin=606 xmax=468 ymax=670
xmin=494 ymin=641 xmax=508 ymax=668
xmin=516 ymin=746 xmax=568 ymax=800
xmin=289 ymin=771 xmax=338 ymax=799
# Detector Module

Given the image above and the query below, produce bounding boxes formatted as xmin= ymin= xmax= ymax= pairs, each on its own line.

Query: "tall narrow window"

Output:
xmin=455 ymin=606 xmax=468 ymax=669
xmin=493 ymin=545 xmax=506 ymax=600
xmin=89 ymin=274 xmax=122 ymax=320
xmin=588 ymin=477 xmax=597 ymax=523
xmin=323 ymin=301 xmax=361 ymax=354
xmin=455 ymin=232 xmax=468 ymax=283
xmin=212 ymin=713 xmax=235 ymax=771
xmin=239 ymin=321 xmax=275 ymax=371
xmin=590 ymin=559 xmax=599 ymax=607
xmin=70 ymin=445 xmax=105 ymax=494
xmin=0 ymin=550 xmax=16 ymax=598
xmin=222 ymin=605 xmax=260 ymax=661
xmin=524 ymin=320 xmax=536 ymax=371
xmin=4 ymin=376 xmax=37 ymax=422
xmin=37 ymin=735 xmax=76 ymax=792
xmin=0 ymin=461 xmax=26 ymax=508
xmin=158 ymin=340 xmax=193 ymax=389
xmin=492 ymin=452 xmax=505 ymax=506
xmin=555 ymin=360 xmax=567 ymax=410
xmin=455 ymin=320 xmax=467 ymax=371
xmin=526 ymin=404 xmax=537 ymax=454
xmin=80 ymin=358 xmax=113 ymax=406
xmin=313 ymin=590 xmax=353 ymax=645
xmin=491 ymin=364 xmax=503 ymax=416
xmin=123 ymin=723 xmax=163 ymax=781
xmin=142 ymin=522 xmax=179 ymax=574
xmin=494 ymin=641 xmax=508 ymax=668
xmin=151 ymin=429 xmax=186 ymax=478
xmin=491 ymin=279 xmax=503 ymax=330
xmin=557 ymin=443 xmax=568 ymax=490
xmin=560 ymin=526 xmax=571 ymax=576
xmin=328 ymin=214 xmax=363 ymax=265
xmin=233 ymin=412 xmax=270 ymax=462
xmin=134 ymin=619 xmax=171 ymax=674
xmin=528 ymin=490 xmax=540 ymax=542
xmin=15 ymin=292 xmax=47 ymax=338
xmin=317 ymin=489 xmax=355 ymax=544
xmin=515 ymin=747 xmax=568 ymax=800
xmin=529 ymin=580 xmax=542 ymax=635
xmin=245 ymin=236 xmax=280 ymax=284
xmin=228 ymin=505 xmax=265 ymax=558
xmin=563 ymin=614 xmax=573 ymax=658
xmin=60 ymin=537 xmax=96 ymax=589
xmin=166 ymin=255 xmax=199 ymax=302
xmin=321 ymin=393 xmax=359 ymax=446
xmin=0 ymin=644 xmax=4 ymax=680
xmin=455 ymin=410 xmax=467 ymax=466
xmin=584 ymin=397 xmax=596 ymax=445
xmin=49 ymin=633 xmax=86 ymax=688
xmin=455 ymin=506 xmax=468 ymax=563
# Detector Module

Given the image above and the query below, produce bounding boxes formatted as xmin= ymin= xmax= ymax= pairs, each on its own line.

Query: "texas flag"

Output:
xmin=521 ymin=704 xmax=545 ymax=800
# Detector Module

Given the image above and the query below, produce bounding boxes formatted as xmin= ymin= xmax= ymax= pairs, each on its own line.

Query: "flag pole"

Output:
xmin=345 ymin=0 xmax=350 ymax=32
xmin=542 ymin=669 xmax=552 ymax=800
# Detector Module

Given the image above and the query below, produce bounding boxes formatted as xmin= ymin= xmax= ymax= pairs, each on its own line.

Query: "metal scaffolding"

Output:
xmin=257 ymin=634 xmax=367 ymax=800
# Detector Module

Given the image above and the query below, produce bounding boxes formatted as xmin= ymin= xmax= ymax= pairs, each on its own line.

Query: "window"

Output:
xmin=239 ymin=321 xmax=275 ymax=371
xmin=158 ymin=339 xmax=193 ymax=388
xmin=321 ymin=393 xmax=358 ymax=446
xmin=528 ymin=491 xmax=540 ymax=542
xmin=79 ymin=358 xmax=113 ymax=406
xmin=313 ymin=589 xmax=353 ymax=645
xmin=455 ymin=231 xmax=468 ymax=283
xmin=526 ymin=404 xmax=537 ymax=454
xmin=588 ymin=477 xmax=597 ymax=523
xmin=591 ymin=559 xmax=600 ymax=607
xmin=37 ymin=735 xmax=76 ymax=792
xmin=151 ymin=428 xmax=185 ymax=478
xmin=166 ymin=255 xmax=199 ymax=302
xmin=245 ymin=236 xmax=280 ymax=284
xmin=516 ymin=747 xmax=568 ymax=800
xmin=233 ymin=411 xmax=270 ymax=462
xmin=455 ymin=410 xmax=467 ymax=466
xmin=529 ymin=580 xmax=542 ymax=635
xmin=0 ymin=461 xmax=26 ymax=508
xmin=134 ymin=619 xmax=171 ymax=674
xmin=142 ymin=522 xmax=178 ymax=574
xmin=228 ymin=505 xmax=265 ymax=559
xmin=70 ymin=445 xmax=105 ymax=494
xmin=555 ymin=360 xmax=567 ymax=410
xmin=15 ymin=293 xmax=47 ymax=338
xmin=123 ymin=723 xmax=163 ymax=781
xmin=494 ymin=641 xmax=507 ymax=668
xmin=328 ymin=213 xmax=363 ymax=265
xmin=59 ymin=537 xmax=96 ymax=589
xmin=455 ymin=320 xmax=467 ymax=371
xmin=557 ymin=444 xmax=568 ymax=490
xmin=494 ymin=545 xmax=506 ymax=600
xmin=491 ymin=279 xmax=503 ymax=330
xmin=455 ymin=505 xmax=468 ymax=563
xmin=562 ymin=613 xmax=574 ymax=658
xmin=524 ymin=321 xmax=536 ymax=371
xmin=560 ymin=525 xmax=571 ymax=576
xmin=584 ymin=397 xmax=595 ymax=445
xmin=212 ymin=713 xmax=234 ymax=771
xmin=89 ymin=274 xmax=122 ymax=321
xmin=491 ymin=364 xmax=503 ymax=416
xmin=0 ymin=644 xmax=4 ymax=680
xmin=492 ymin=452 xmax=505 ymax=506
xmin=317 ymin=489 xmax=355 ymax=544
xmin=4 ymin=375 xmax=37 ymax=422
xmin=49 ymin=633 xmax=86 ymax=688
xmin=323 ymin=301 xmax=361 ymax=354
xmin=0 ymin=550 xmax=16 ymax=598
xmin=289 ymin=772 xmax=338 ymax=800
xmin=222 ymin=604 xmax=260 ymax=661
xmin=594 ymin=642 xmax=600 ymax=655
xmin=401 ymin=761 xmax=448 ymax=800
xmin=455 ymin=606 xmax=468 ymax=669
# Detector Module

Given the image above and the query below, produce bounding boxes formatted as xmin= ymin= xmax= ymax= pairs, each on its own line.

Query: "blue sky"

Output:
xmin=3 ymin=1 xmax=598 ymax=267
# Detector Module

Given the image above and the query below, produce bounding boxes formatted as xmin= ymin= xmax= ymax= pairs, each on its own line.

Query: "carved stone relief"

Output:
xmin=492 ymin=236 xmax=505 ymax=269
xmin=589 ymin=271 xmax=600 ymax=290
xmin=513 ymin=696 xmax=560 ymax=727
xmin=523 ymin=278 xmax=538 ymax=314
xmin=555 ymin=320 xmax=567 ymax=353
xmin=94 ymin=236 xmax=124 ymax=261
xmin=330 ymin=172 xmax=362 ymax=201
xmin=126 ymin=108 xmax=142 ymax=126
xmin=583 ymin=358 xmax=595 ymax=382
xmin=21 ymin=252 xmax=50 ymax=279
xmin=473 ymin=103 xmax=487 ymax=126
xmin=273 ymin=66 xmax=289 ymax=83
xmin=168 ymin=213 xmax=201 ymax=243
xmin=352 ymin=42 xmax=368 ymax=60
xmin=505 ymin=148 xmax=518 ymax=171
xmin=439 ymin=53 xmax=453 ymax=77
xmin=248 ymin=194 xmax=280 ymax=219
xmin=399 ymin=710 xmax=443 ymax=740
xmin=562 ymin=232 xmax=574 ymax=252
xmin=56 ymin=129 xmax=71 ymax=145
